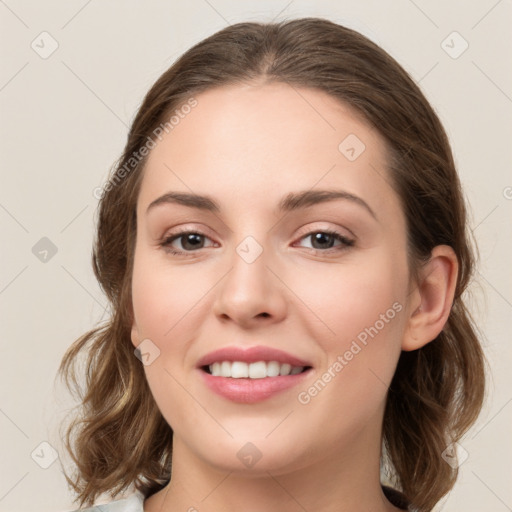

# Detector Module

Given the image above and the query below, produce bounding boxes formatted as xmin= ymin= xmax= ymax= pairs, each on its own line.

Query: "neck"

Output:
xmin=144 ymin=417 xmax=402 ymax=512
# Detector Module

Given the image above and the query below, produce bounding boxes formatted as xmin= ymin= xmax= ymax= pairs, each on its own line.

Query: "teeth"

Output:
xmin=220 ymin=361 xmax=231 ymax=376
xmin=266 ymin=361 xmax=280 ymax=377
xmin=231 ymin=361 xmax=249 ymax=378
xmin=279 ymin=363 xmax=291 ymax=376
xmin=208 ymin=360 xmax=305 ymax=378
xmin=249 ymin=361 xmax=266 ymax=379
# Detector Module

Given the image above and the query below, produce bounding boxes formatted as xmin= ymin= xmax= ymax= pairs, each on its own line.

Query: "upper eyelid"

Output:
xmin=163 ymin=225 xmax=353 ymax=238
xmin=295 ymin=223 xmax=355 ymax=240
xmin=162 ymin=219 xmax=355 ymax=237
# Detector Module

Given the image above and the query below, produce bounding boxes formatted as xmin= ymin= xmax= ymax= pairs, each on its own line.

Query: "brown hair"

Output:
xmin=58 ymin=17 xmax=486 ymax=511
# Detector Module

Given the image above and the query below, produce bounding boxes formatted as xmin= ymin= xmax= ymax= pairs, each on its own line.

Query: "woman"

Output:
xmin=59 ymin=17 xmax=486 ymax=512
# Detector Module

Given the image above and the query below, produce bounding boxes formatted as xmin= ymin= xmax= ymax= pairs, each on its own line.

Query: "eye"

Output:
xmin=160 ymin=230 xmax=215 ymax=256
xmin=160 ymin=228 xmax=355 ymax=257
xmin=295 ymin=229 xmax=354 ymax=253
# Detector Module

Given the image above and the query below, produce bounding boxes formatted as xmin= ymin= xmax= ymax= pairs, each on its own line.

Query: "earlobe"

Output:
xmin=128 ymin=301 xmax=140 ymax=348
xmin=131 ymin=321 xmax=140 ymax=348
xmin=402 ymin=245 xmax=459 ymax=351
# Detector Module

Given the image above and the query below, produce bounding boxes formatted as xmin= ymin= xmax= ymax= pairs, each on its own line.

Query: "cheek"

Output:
xmin=292 ymin=253 xmax=406 ymax=347
xmin=292 ymin=253 xmax=407 ymax=407
xmin=131 ymin=252 xmax=207 ymax=342
xmin=130 ymin=253 xmax=207 ymax=430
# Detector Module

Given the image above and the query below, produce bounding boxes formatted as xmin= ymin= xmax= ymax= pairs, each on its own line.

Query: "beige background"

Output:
xmin=1 ymin=1 xmax=511 ymax=511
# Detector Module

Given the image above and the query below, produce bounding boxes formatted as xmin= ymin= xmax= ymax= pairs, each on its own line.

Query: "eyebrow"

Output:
xmin=146 ymin=189 xmax=377 ymax=220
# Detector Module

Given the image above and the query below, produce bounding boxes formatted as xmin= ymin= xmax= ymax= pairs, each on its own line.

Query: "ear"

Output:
xmin=130 ymin=304 xmax=141 ymax=348
xmin=128 ymin=301 xmax=142 ymax=348
xmin=131 ymin=321 xmax=141 ymax=349
xmin=402 ymin=245 xmax=459 ymax=351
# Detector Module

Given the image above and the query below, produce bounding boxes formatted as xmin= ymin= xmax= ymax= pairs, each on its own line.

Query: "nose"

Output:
xmin=212 ymin=240 xmax=288 ymax=329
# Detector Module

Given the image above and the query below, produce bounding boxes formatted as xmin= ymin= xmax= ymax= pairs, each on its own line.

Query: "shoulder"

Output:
xmin=68 ymin=491 xmax=144 ymax=512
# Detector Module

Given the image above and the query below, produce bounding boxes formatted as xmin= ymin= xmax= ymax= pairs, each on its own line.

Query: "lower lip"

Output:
xmin=199 ymin=369 xmax=312 ymax=403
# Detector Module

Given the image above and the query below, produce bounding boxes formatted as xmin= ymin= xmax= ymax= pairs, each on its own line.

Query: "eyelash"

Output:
xmin=159 ymin=228 xmax=355 ymax=257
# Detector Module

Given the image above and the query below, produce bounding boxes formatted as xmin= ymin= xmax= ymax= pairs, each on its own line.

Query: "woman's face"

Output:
xmin=130 ymin=82 xmax=413 ymax=475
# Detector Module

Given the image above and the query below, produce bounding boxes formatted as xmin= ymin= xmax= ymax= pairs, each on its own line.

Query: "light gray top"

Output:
xmin=69 ymin=487 xmax=416 ymax=511
xmin=70 ymin=492 xmax=144 ymax=511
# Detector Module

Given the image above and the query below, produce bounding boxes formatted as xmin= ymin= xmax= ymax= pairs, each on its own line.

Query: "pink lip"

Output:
xmin=196 ymin=345 xmax=313 ymax=404
xmin=196 ymin=345 xmax=312 ymax=368
xmin=199 ymin=369 xmax=312 ymax=403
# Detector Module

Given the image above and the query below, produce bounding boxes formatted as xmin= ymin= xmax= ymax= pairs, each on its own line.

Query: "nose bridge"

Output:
xmin=227 ymin=233 xmax=271 ymax=299
xmin=235 ymin=234 xmax=266 ymax=267
xmin=213 ymin=232 xmax=287 ymax=324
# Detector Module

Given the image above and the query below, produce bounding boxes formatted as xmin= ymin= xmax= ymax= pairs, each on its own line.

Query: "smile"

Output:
xmin=197 ymin=345 xmax=313 ymax=403
xmin=205 ymin=360 xmax=309 ymax=378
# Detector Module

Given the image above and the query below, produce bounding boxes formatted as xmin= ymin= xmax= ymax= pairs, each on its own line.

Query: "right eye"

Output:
xmin=160 ymin=230 xmax=216 ymax=256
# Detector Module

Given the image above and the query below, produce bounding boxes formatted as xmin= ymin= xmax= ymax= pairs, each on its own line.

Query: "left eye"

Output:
xmin=295 ymin=230 xmax=354 ymax=251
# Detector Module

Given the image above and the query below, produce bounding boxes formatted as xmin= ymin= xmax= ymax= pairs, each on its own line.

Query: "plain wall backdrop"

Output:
xmin=1 ymin=1 xmax=511 ymax=511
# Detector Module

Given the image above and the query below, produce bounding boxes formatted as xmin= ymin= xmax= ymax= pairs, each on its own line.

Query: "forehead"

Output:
xmin=137 ymin=82 xmax=400 ymax=221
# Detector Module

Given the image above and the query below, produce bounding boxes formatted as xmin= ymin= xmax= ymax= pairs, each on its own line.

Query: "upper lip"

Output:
xmin=196 ymin=345 xmax=312 ymax=368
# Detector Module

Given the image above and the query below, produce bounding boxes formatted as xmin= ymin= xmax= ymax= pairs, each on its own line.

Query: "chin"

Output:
xmin=182 ymin=430 xmax=312 ymax=476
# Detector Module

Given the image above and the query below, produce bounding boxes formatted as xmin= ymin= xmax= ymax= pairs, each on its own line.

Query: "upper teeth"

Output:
xmin=208 ymin=361 xmax=305 ymax=378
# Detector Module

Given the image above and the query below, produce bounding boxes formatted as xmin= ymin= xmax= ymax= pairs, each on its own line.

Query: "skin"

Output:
xmin=130 ymin=82 xmax=458 ymax=512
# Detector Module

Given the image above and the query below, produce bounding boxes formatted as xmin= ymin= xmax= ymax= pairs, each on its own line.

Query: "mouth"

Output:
xmin=196 ymin=345 xmax=313 ymax=403
xmin=201 ymin=360 xmax=312 ymax=378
